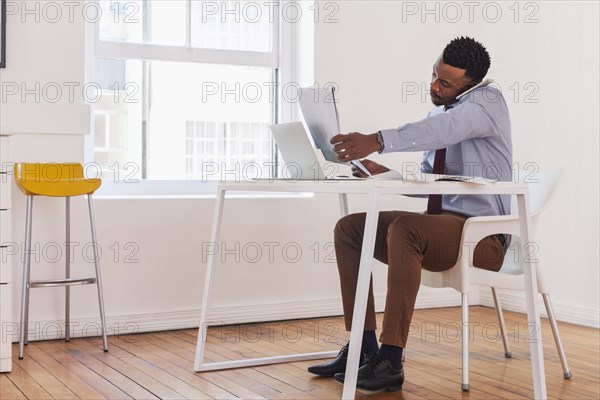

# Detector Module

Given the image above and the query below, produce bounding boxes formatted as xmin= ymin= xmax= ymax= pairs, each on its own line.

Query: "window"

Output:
xmin=185 ymin=120 xmax=273 ymax=180
xmin=93 ymin=0 xmax=282 ymax=182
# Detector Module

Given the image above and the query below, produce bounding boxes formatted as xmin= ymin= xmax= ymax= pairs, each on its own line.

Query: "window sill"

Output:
xmin=94 ymin=180 xmax=315 ymax=200
xmin=95 ymin=193 xmax=315 ymax=200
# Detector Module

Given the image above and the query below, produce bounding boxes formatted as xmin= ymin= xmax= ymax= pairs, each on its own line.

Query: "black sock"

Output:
xmin=378 ymin=344 xmax=403 ymax=369
xmin=361 ymin=330 xmax=379 ymax=355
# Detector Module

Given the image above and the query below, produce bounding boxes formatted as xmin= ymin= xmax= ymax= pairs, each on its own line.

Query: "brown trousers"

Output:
xmin=334 ymin=211 xmax=505 ymax=348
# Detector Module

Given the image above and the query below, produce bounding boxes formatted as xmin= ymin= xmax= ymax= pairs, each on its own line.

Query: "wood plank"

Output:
xmin=2 ymin=307 xmax=597 ymax=400
xmin=119 ymin=333 xmax=239 ymax=399
xmin=71 ymin=337 xmax=187 ymax=399
xmin=9 ymin=350 xmax=78 ymax=400
xmin=39 ymin=339 xmax=151 ymax=400
xmin=163 ymin=330 xmax=349 ymax=399
xmin=91 ymin=338 xmax=213 ymax=399
xmin=0 ymin=373 xmax=27 ymax=400
xmin=156 ymin=331 xmax=333 ymax=399
xmin=37 ymin=340 xmax=134 ymax=399
xmin=5 ymin=359 xmax=53 ymax=400
xmin=404 ymin=307 xmax=599 ymax=399
xmin=40 ymin=342 xmax=160 ymax=400
xmin=25 ymin=342 xmax=109 ymax=399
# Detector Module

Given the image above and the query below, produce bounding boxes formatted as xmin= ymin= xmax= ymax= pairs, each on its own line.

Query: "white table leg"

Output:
xmin=194 ymin=188 xmax=226 ymax=371
xmin=517 ymin=192 xmax=547 ymax=399
xmin=342 ymin=190 xmax=381 ymax=400
xmin=194 ymin=188 xmax=339 ymax=372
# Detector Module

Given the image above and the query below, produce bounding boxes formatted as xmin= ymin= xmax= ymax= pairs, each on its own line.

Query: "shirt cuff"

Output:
xmin=379 ymin=128 xmax=420 ymax=153
xmin=379 ymin=127 xmax=437 ymax=153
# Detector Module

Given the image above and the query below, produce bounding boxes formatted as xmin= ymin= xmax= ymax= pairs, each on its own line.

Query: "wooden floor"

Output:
xmin=1 ymin=306 xmax=599 ymax=399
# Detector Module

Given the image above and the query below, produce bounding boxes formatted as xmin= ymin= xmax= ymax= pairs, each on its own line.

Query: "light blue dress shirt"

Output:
xmin=379 ymin=85 xmax=513 ymax=218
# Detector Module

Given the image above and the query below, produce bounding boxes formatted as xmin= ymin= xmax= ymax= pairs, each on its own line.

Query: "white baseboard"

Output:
xmin=8 ymin=288 xmax=597 ymax=343
xmin=479 ymin=289 xmax=600 ymax=328
xmin=8 ymin=298 xmax=346 ymax=343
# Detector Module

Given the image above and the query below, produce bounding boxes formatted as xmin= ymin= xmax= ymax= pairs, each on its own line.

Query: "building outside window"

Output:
xmin=94 ymin=0 xmax=280 ymax=182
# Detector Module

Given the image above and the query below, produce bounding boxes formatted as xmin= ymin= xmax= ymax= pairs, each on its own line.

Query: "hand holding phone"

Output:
xmin=351 ymin=160 xmax=372 ymax=177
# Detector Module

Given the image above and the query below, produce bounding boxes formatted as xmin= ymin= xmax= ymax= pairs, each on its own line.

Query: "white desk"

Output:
xmin=193 ymin=179 xmax=546 ymax=399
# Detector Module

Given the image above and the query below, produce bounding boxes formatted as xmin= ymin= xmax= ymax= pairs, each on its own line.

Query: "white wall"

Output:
xmin=1 ymin=1 xmax=598 ymax=343
xmin=314 ymin=1 xmax=599 ymax=324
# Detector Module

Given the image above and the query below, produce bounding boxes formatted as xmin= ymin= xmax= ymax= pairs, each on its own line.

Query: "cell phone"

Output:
xmin=456 ymin=78 xmax=494 ymax=99
xmin=351 ymin=160 xmax=372 ymax=177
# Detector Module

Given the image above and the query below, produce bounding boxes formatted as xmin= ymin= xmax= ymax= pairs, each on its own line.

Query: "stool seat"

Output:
xmin=14 ymin=163 xmax=101 ymax=197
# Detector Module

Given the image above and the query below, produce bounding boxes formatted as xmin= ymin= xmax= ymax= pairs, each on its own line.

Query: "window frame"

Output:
xmin=86 ymin=0 xmax=306 ymax=197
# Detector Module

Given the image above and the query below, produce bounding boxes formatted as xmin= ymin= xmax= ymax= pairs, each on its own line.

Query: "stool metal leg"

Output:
xmin=19 ymin=196 xmax=34 ymax=359
xmin=65 ymin=197 xmax=71 ymax=342
xmin=23 ymin=200 xmax=33 ymax=347
xmin=88 ymin=195 xmax=108 ymax=351
xmin=24 ymin=196 xmax=34 ymax=347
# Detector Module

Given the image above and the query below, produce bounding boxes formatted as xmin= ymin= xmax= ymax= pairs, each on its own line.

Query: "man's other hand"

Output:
xmin=351 ymin=159 xmax=390 ymax=178
xmin=330 ymin=132 xmax=381 ymax=162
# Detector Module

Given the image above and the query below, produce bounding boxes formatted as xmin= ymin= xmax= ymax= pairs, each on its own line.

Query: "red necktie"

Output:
xmin=426 ymin=148 xmax=446 ymax=214
xmin=427 ymin=104 xmax=452 ymax=214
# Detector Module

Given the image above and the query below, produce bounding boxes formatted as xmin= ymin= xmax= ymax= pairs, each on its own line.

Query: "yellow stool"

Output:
xmin=14 ymin=163 xmax=108 ymax=358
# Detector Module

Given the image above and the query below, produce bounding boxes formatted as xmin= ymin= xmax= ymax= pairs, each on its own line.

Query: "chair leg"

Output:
xmin=461 ymin=293 xmax=469 ymax=391
xmin=542 ymin=294 xmax=572 ymax=379
xmin=491 ymin=287 xmax=512 ymax=358
xmin=88 ymin=195 xmax=109 ymax=352
xmin=19 ymin=196 xmax=34 ymax=359
xmin=65 ymin=197 xmax=71 ymax=342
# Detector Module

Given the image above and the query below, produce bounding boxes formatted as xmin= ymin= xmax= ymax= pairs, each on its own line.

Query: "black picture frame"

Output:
xmin=0 ymin=0 xmax=6 ymax=68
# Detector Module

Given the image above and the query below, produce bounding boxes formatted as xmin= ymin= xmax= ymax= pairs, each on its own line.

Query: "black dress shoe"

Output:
xmin=308 ymin=344 xmax=369 ymax=377
xmin=334 ymin=354 xmax=404 ymax=392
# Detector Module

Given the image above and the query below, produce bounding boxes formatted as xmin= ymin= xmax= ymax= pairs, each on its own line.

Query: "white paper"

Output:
xmin=372 ymin=170 xmax=495 ymax=185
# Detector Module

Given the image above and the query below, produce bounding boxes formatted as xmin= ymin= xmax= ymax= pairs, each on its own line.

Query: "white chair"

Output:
xmin=420 ymin=168 xmax=571 ymax=391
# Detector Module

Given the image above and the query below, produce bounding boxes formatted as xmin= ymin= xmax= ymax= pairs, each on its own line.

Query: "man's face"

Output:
xmin=430 ymin=56 xmax=476 ymax=106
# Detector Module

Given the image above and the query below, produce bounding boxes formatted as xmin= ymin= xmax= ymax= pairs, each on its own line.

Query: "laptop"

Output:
xmin=269 ymin=122 xmax=361 ymax=180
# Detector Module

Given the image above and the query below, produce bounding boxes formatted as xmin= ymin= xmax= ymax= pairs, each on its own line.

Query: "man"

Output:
xmin=308 ymin=37 xmax=512 ymax=392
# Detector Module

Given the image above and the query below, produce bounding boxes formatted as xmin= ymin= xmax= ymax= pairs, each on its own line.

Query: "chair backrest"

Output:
xmin=422 ymin=167 xmax=565 ymax=286
xmin=500 ymin=167 xmax=564 ymax=276
xmin=510 ymin=167 xmax=564 ymax=218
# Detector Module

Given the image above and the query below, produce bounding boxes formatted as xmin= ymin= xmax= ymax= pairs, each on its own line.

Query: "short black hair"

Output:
xmin=443 ymin=37 xmax=491 ymax=82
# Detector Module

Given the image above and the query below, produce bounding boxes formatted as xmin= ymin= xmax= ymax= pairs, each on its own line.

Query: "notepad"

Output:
xmin=372 ymin=170 xmax=496 ymax=185
xmin=433 ymin=174 xmax=496 ymax=185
